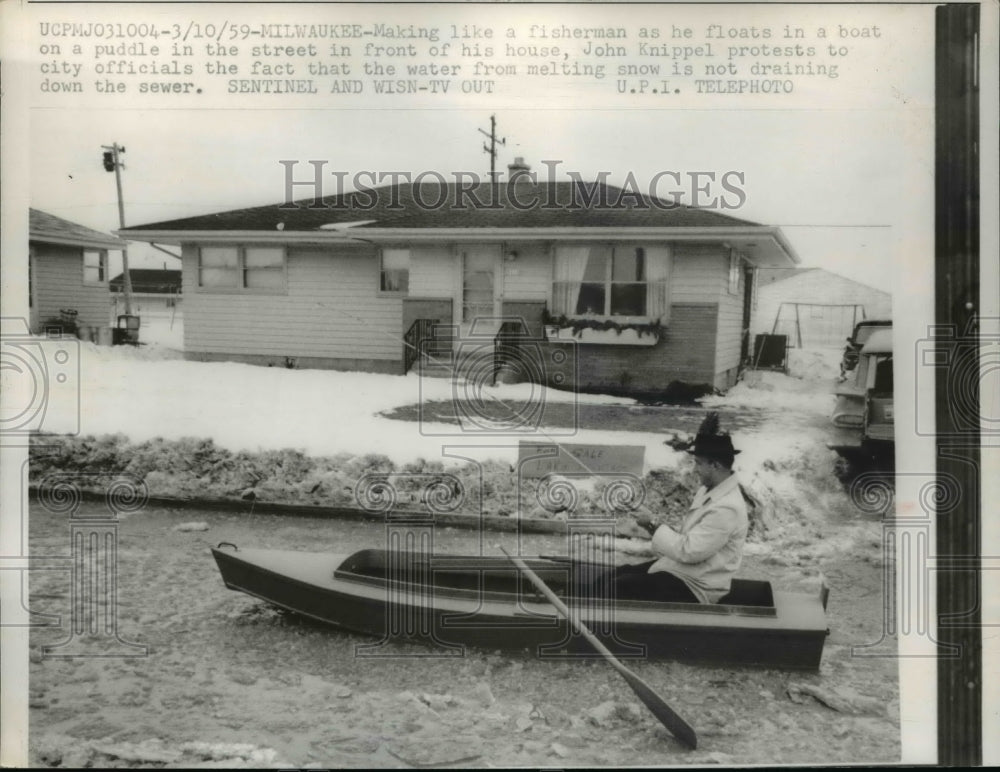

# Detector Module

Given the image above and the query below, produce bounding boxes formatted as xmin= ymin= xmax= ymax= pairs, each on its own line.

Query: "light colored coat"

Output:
xmin=648 ymin=473 xmax=748 ymax=603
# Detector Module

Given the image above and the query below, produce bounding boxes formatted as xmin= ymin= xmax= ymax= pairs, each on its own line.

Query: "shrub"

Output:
xmin=40 ymin=315 xmax=80 ymax=338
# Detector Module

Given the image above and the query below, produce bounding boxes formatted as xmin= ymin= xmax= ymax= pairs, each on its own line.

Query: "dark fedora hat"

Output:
xmin=673 ymin=411 xmax=741 ymax=461
xmin=686 ymin=432 xmax=741 ymax=460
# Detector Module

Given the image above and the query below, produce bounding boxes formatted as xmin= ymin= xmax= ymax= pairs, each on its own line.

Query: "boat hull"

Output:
xmin=212 ymin=547 xmax=828 ymax=671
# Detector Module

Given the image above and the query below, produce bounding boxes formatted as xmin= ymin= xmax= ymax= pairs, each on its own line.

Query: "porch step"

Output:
xmin=415 ymin=331 xmax=455 ymax=378
xmin=417 ymin=353 xmax=456 ymax=378
xmin=422 ymin=343 xmax=454 ymax=357
xmin=411 ymin=330 xmax=501 ymax=380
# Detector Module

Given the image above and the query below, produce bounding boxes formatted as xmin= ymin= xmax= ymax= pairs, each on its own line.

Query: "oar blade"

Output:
xmin=621 ymin=668 xmax=698 ymax=749
xmin=499 ymin=548 xmax=697 ymax=750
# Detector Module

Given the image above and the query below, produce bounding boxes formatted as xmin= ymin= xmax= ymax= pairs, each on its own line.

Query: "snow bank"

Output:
xmin=704 ymin=377 xmax=835 ymax=414
xmin=702 ymin=347 xmax=840 ymax=416
xmin=787 ymin=346 xmax=843 ymax=381
xmin=734 ymin=422 xmax=876 ymax=556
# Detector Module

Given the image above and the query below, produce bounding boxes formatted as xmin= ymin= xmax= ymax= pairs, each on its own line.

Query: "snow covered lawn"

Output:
xmin=45 ymin=339 xmax=642 ymax=466
xmin=39 ymin=339 xmax=839 ymax=471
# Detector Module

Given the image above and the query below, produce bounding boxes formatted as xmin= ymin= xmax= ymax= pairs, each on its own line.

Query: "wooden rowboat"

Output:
xmin=211 ymin=544 xmax=829 ymax=671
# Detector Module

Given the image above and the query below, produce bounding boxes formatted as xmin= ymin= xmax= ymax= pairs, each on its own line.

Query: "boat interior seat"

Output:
xmin=338 ymin=551 xmax=778 ymax=609
xmin=717 ymin=579 xmax=774 ymax=607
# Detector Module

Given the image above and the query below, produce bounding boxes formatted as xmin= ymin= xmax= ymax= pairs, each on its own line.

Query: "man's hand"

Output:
xmin=616 ymin=518 xmax=650 ymax=540
xmin=631 ymin=515 xmax=660 ymax=537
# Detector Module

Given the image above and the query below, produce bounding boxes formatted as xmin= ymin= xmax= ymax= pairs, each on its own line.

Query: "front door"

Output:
xmin=459 ymin=245 xmax=500 ymax=329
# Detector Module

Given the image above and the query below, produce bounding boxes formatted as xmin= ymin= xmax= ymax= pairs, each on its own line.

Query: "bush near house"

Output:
xmin=40 ymin=313 xmax=80 ymax=338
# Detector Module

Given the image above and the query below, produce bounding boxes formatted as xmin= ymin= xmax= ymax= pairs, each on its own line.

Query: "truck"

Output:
xmin=828 ymin=327 xmax=894 ymax=468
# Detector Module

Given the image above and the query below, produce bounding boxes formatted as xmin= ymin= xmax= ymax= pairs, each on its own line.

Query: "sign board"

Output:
xmin=517 ymin=441 xmax=645 ymax=479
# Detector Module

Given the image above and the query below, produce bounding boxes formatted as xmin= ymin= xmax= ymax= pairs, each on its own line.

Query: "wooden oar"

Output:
xmin=499 ymin=547 xmax=698 ymax=749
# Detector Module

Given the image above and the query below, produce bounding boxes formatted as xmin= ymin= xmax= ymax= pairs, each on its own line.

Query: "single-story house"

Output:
xmin=118 ymin=162 xmax=800 ymax=395
xmin=29 ymin=208 xmax=126 ymax=334
xmin=751 ymin=267 xmax=892 ymax=348
xmin=110 ymin=268 xmax=184 ymax=348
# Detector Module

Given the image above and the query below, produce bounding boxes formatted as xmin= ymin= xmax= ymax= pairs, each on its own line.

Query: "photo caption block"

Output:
xmin=31 ymin=4 xmax=924 ymax=111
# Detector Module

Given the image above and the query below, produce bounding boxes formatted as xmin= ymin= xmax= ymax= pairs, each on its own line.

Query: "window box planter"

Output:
xmin=544 ymin=326 xmax=660 ymax=346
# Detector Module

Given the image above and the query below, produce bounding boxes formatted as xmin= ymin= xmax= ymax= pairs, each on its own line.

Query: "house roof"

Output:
xmin=119 ymin=181 xmax=800 ymax=267
xmin=124 ymin=182 xmax=759 ymax=232
xmin=756 ymin=267 xmax=817 ymax=288
xmin=757 ymin=266 xmax=889 ymax=296
xmin=30 ymin=208 xmax=127 ymax=250
xmin=109 ymin=269 xmax=182 ymax=294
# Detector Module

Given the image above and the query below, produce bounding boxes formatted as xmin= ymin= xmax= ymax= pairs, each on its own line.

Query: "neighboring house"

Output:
xmin=751 ymin=267 xmax=892 ymax=348
xmin=29 ymin=208 xmax=126 ymax=334
xmin=118 ymin=163 xmax=800 ymax=395
xmin=110 ymin=268 xmax=183 ymax=349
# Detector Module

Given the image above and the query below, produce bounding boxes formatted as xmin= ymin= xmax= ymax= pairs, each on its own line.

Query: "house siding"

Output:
xmin=408 ymin=245 xmax=456 ymax=298
xmin=402 ymin=298 xmax=453 ymax=331
xmin=181 ymin=244 xmax=403 ymax=367
xmin=670 ymin=244 xmax=738 ymax=388
xmin=31 ymin=244 xmax=111 ymax=332
xmin=670 ymin=245 xmax=726 ymax=304
xmin=502 ymin=244 xmax=551 ymax=303
xmin=715 ymin=252 xmax=747 ymax=389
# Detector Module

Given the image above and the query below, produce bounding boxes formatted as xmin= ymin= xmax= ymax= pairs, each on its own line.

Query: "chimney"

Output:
xmin=507 ymin=157 xmax=532 ymax=184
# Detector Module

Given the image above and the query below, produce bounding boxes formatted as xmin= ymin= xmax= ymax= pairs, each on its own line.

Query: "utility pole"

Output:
xmin=102 ymin=143 xmax=133 ymax=315
xmin=478 ymin=114 xmax=506 ymax=182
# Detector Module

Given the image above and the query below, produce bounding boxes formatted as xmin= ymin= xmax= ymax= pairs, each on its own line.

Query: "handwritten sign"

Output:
xmin=517 ymin=441 xmax=645 ymax=478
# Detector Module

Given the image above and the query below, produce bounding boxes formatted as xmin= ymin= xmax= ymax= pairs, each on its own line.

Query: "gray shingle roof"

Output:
xmin=125 ymin=181 xmax=761 ymax=232
xmin=29 ymin=208 xmax=126 ymax=248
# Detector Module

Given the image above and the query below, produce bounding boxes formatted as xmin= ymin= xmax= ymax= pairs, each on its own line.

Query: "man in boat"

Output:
xmin=610 ymin=413 xmax=748 ymax=604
